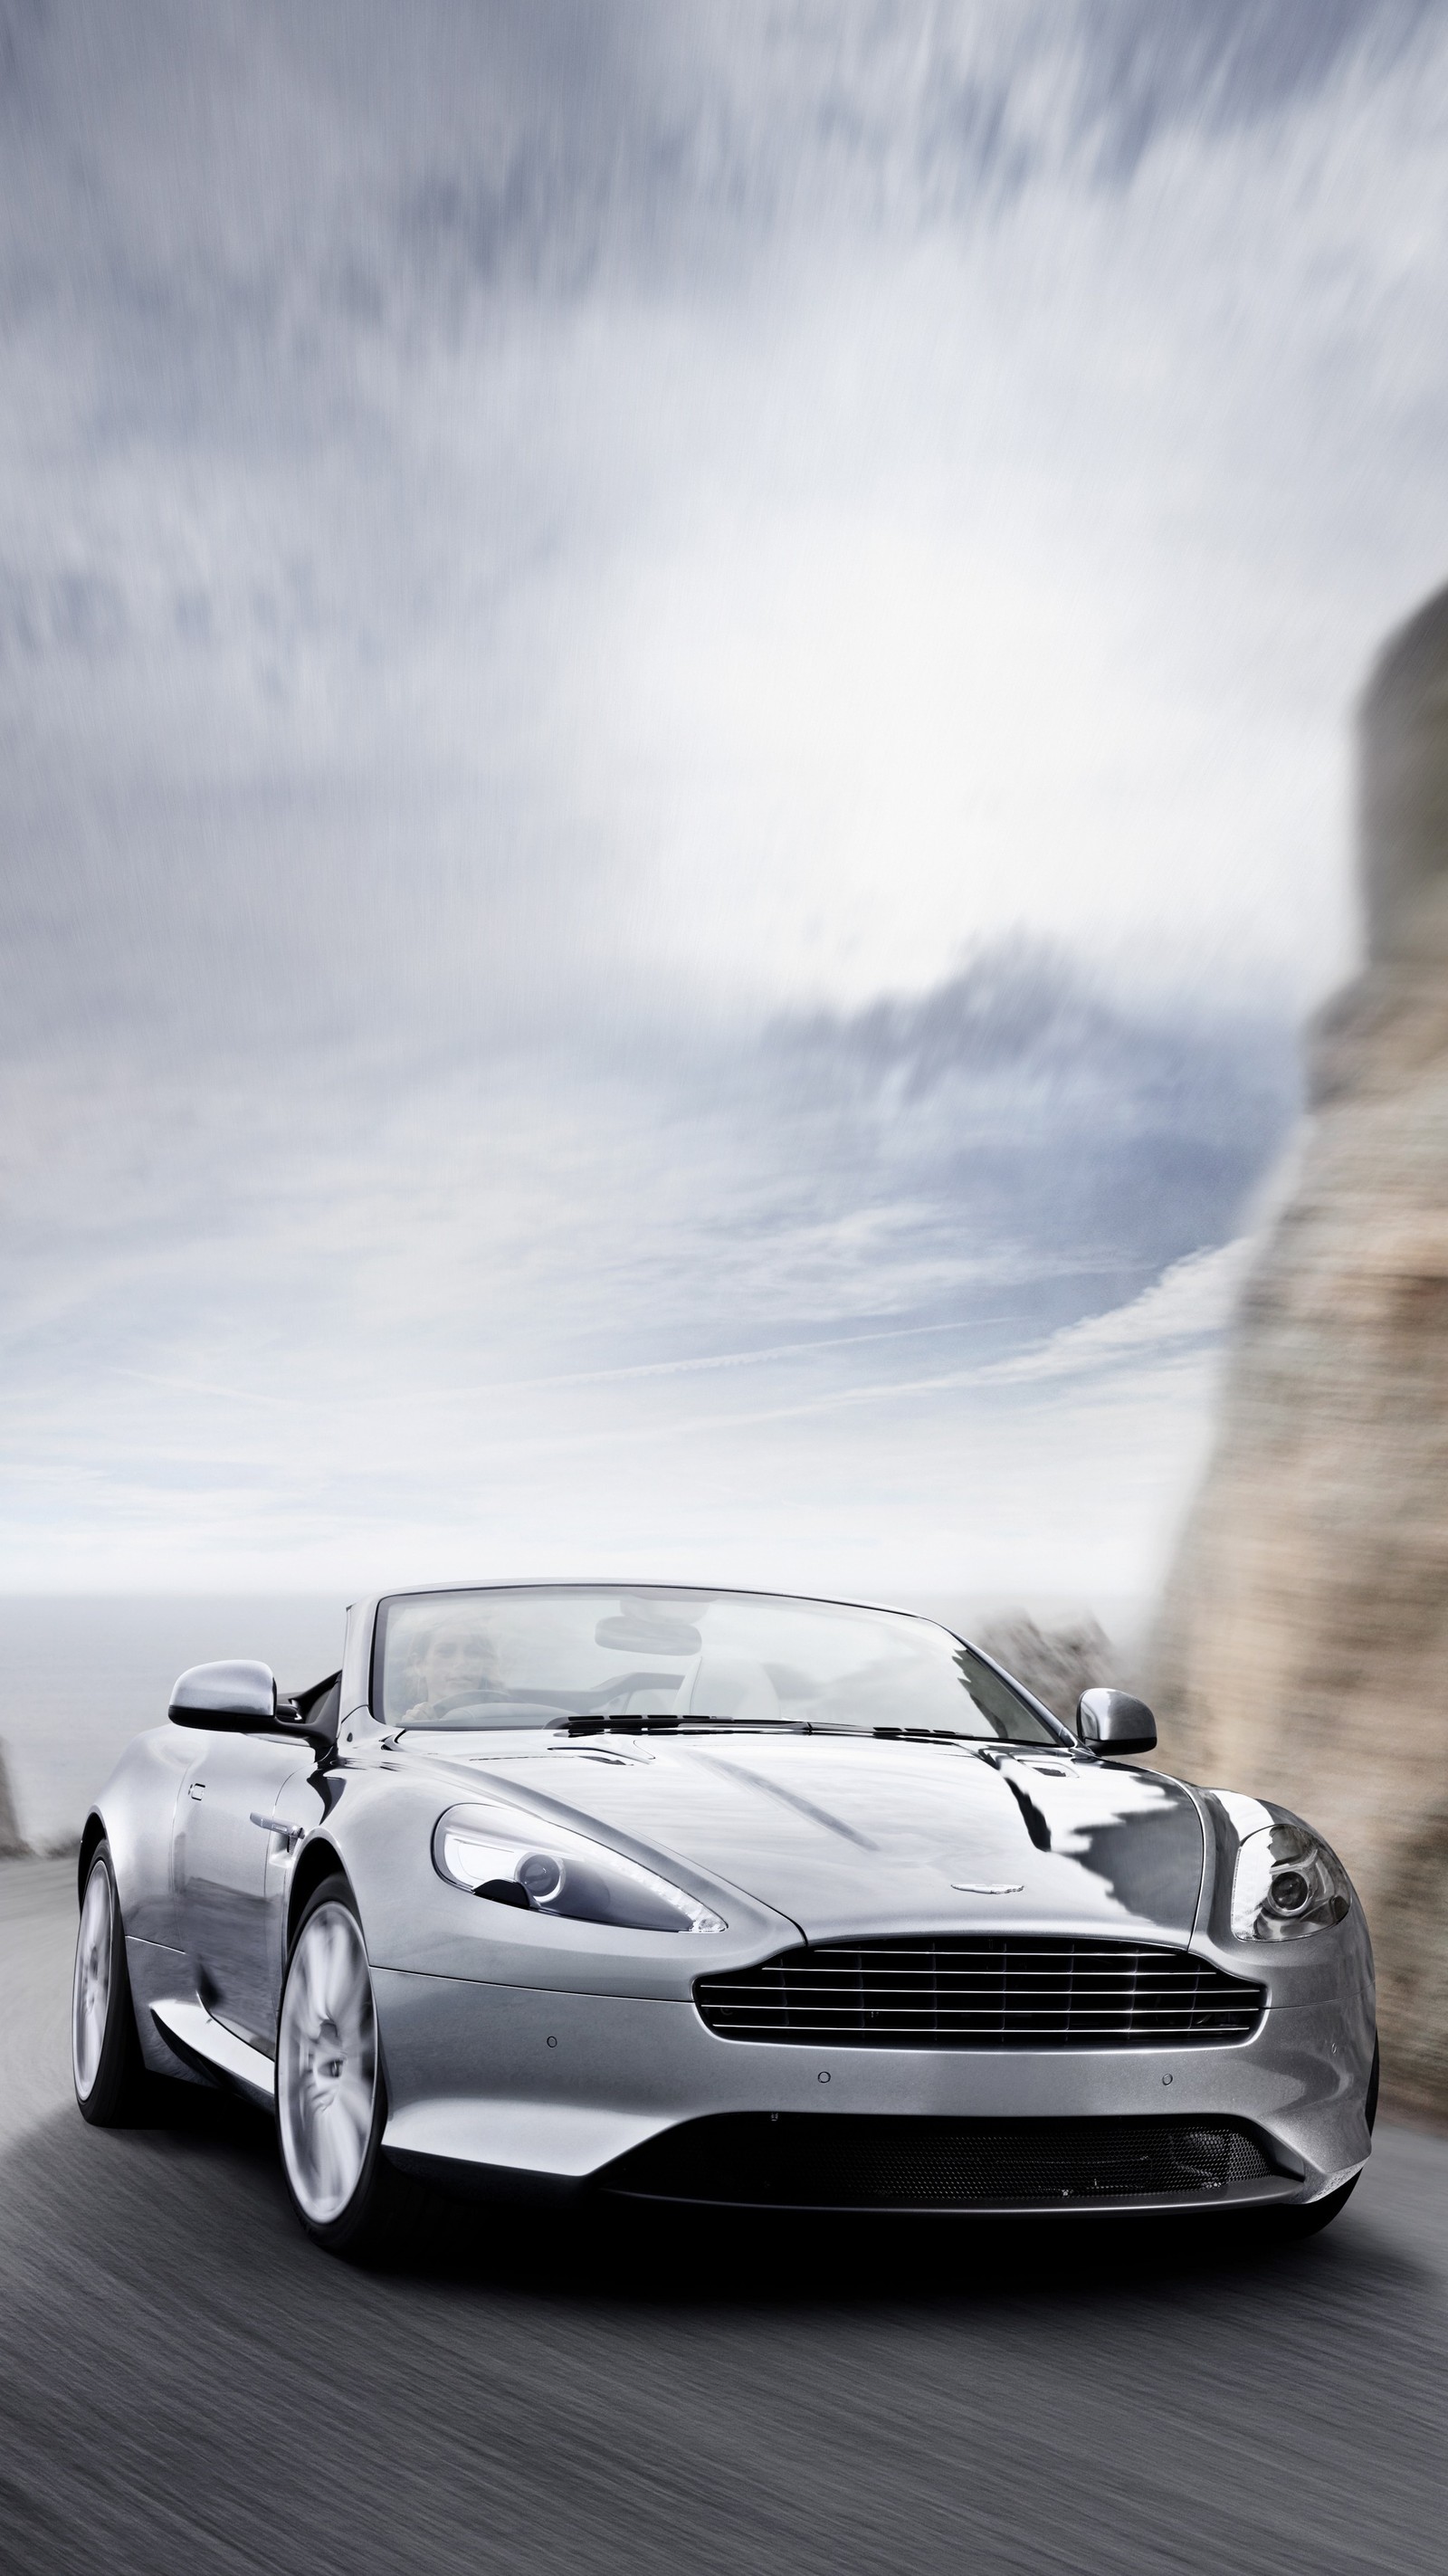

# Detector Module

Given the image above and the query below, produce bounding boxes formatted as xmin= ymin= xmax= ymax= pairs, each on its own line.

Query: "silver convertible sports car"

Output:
xmin=71 ymin=1583 xmax=1377 ymax=2253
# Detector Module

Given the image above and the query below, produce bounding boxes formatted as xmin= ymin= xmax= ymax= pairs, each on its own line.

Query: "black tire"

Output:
xmin=72 ymin=1841 xmax=150 ymax=2126
xmin=275 ymin=1874 xmax=408 ymax=2257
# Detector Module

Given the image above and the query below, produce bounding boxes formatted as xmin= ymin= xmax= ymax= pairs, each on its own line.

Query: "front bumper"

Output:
xmin=374 ymin=1968 xmax=1373 ymax=2214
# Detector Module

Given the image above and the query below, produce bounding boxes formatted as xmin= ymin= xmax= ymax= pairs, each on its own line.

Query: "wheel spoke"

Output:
xmin=298 ymin=1929 xmax=329 ymax=2030
xmin=320 ymin=1920 xmax=353 ymax=2025
xmin=311 ymin=1916 xmax=341 ymax=2019
xmin=315 ymin=2104 xmax=347 ymax=2205
xmin=333 ymin=2083 xmax=371 ymax=2177
xmin=313 ymin=1916 xmax=346 ymax=2023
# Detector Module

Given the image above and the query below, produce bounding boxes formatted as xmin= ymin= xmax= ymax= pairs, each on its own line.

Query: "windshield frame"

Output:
xmin=367 ymin=1580 xmax=1075 ymax=1747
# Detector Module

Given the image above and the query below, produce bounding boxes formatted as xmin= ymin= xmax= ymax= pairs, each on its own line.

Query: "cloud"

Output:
xmin=1 ymin=4 xmax=1443 ymax=1595
xmin=479 ymin=1239 xmax=1257 ymax=1445
xmin=982 ymin=1238 xmax=1254 ymax=1387
xmin=766 ymin=944 xmax=1297 ymax=1289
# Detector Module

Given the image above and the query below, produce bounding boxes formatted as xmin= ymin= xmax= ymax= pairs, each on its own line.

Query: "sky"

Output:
xmin=4 ymin=0 xmax=1448 ymax=1612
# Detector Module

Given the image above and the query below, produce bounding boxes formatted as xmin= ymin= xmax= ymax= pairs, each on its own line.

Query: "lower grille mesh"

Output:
xmin=695 ymin=1938 xmax=1264 ymax=2049
xmin=605 ymin=2114 xmax=1281 ymax=2210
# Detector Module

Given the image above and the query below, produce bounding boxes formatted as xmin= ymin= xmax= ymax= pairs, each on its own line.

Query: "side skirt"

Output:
xmin=151 ymin=1999 xmax=276 ymax=2113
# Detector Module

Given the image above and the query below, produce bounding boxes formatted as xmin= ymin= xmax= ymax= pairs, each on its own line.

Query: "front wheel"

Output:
xmin=276 ymin=1876 xmax=403 ymax=2256
xmin=72 ymin=1842 xmax=149 ymax=2125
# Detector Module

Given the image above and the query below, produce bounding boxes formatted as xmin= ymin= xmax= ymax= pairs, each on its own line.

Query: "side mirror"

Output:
xmin=1076 ymin=1686 xmax=1157 ymax=1756
xmin=168 ymin=1660 xmax=278 ymax=1731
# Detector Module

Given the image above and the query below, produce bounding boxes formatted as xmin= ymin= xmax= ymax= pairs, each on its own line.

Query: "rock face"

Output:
xmin=975 ymin=1612 xmax=1116 ymax=1728
xmin=1150 ymin=582 xmax=1448 ymax=2113
xmin=0 ymin=1741 xmax=24 ymax=1857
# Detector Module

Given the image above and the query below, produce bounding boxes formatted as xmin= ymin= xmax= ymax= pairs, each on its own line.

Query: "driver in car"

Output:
xmin=401 ymin=1616 xmax=504 ymax=1722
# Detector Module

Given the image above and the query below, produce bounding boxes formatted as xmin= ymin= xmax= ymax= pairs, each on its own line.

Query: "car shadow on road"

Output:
xmin=413 ymin=2187 xmax=1416 ymax=2315
xmin=5 ymin=2079 xmax=1424 ymax=2323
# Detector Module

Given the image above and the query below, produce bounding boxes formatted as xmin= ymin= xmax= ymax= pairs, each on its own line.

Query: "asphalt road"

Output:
xmin=3 ymin=1856 xmax=1445 ymax=2576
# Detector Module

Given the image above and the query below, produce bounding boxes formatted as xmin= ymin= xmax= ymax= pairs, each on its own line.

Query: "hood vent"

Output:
xmin=694 ymin=1936 xmax=1264 ymax=2049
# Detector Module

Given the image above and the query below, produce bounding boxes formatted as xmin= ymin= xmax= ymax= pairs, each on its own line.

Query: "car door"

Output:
xmin=178 ymin=1730 xmax=311 ymax=2049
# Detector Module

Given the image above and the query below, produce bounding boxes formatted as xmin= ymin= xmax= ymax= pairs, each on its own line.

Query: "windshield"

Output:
xmin=374 ymin=1586 xmax=1062 ymax=1743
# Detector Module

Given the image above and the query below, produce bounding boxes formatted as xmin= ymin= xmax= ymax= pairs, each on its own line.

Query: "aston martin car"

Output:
xmin=71 ymin=1582 xmax=1377 ymax=2251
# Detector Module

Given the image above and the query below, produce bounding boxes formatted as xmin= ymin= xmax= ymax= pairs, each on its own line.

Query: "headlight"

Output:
xmin=1230 ymin=1819 xmax=1351 ymax=1942
xmin=432 ymin=1800 xmax=727 ymax=1934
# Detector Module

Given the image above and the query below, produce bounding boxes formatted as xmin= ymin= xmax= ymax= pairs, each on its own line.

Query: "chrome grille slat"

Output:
xmin=695 ymin=1938 xmax=1264 ymax=2049
xmin=700 ymin=1984 xmax=1235 ymax=1999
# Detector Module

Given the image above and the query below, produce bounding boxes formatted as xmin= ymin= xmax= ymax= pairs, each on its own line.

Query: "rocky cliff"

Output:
xmin=1150 ymin=581 xmax=1448 ymax=2114
xmin=0 ymin=1741 xmax=24 ymax=1857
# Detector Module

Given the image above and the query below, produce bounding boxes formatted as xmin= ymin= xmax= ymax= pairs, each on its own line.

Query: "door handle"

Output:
xmin=250 ymin=1812 xmax=303 ymax=1850
xmin=189 ymin=1783 xmax=205 ymax=1801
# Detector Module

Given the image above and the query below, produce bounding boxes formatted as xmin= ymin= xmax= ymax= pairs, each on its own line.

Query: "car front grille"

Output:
xmin=694 ymin=1937 xmax=1265 ymax=2049
xmin=603 ymin=2113 xmax=1284 ymax=2209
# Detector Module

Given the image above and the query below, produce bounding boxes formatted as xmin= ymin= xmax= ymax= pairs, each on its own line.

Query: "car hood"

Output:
xmin=400 ymin=1731 xmax=1205 ymax=1943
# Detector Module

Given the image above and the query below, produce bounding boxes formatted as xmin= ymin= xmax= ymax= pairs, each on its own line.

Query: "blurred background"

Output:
xmin=3 ymin=0 xmax=1447 ymax=1991
xmin=5 ymin=16 xmax=1448 ymax=2576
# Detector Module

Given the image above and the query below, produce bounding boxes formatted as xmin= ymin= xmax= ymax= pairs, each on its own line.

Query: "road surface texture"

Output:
xmin=3 ymin=1855 xmax=1443 ymax=2576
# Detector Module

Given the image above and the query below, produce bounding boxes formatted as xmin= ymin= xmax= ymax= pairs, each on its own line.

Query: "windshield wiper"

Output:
xmin=554 ymin=1713 xmax=1030 ymax=1744
xmin=554 ymin=1713 xmax=807 ymax=1736
xmin=867 ymin=1724 xmax=994 ymax=1743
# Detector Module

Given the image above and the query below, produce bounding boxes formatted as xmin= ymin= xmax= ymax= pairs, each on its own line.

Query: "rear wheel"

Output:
xmin=72 ymin=1843 xmax=149 ymax=2124
xmin=276 ymin=1875 xmax=403 ymax=2256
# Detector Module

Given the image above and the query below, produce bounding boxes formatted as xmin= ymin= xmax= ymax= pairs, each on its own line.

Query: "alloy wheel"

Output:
xmin=72 ymin=1856 xmax=114 ymax=2101
xmin=277 ymin=1900 xmax=378 ymax=2226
